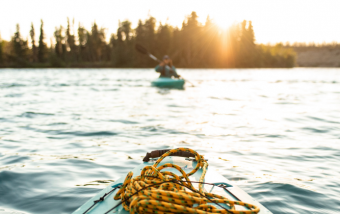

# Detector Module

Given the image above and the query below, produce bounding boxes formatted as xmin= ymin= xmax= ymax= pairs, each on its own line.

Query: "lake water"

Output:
xmin=0 ymin=68 xmax=339 ymax=214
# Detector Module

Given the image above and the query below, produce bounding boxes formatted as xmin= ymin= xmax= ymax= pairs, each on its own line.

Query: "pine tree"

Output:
xmin=172 ymin=27 xmax=182 ymax=64
xmin=156 ymin=23 xmax=173 ymax=60
xmin=0 ymin=34 xmax=3 ymax=63
xmin=247 ymin=21 xmax=255 ymax=47
xmin=38 ymin=19 xmax=46 ymax=63
xmin=238 ymin=20 xmax=248 ymax=67
xmin=135 ymin=20 xmax=145 ymax=44
xmin=144 ymin=16 xmax=156 ymax=63
xmin=121 ymin=20 xmax=132 ymax=41
xmin=112 ymin=22 xmax=124 ymax=66
xmin=77 ymin=23 xmax=87 ymax=62
xmin=121 ymin=20 xmax=133 ymax=66
xmin=86 ymin=22 xmax=106 ymax=62
xmin=202 ymin=16 xmax=219 ymax=67
xmin=0 ymin=34 xmax=3 ymax=65
xmin=109 ymin=33 xmax=116 ymax=64
xmin=54 ymin=26 xmax=64 ymax=59
xmin=54 ymin=27 xmax=60 ymax=57
xmin=66 ymin=18 xmax=76 ymax=62
xmin=225 ymin=23 xmax=241 ymax=68
xmin=181 ymin=12 xmax=201 ymax=67
xmin=245 ymin=21 xmax=256 ymax=67
xmin=29 ymin=23 xmax=37 ymax=62
xmin=134 ymin=20 xmax=147 ymax=67
xmin=12 ymin=24 xmax=28 ymax=61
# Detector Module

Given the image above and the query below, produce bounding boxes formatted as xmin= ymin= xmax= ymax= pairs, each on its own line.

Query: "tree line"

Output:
xmin=0 ymin=12 xmax=296 ymax=68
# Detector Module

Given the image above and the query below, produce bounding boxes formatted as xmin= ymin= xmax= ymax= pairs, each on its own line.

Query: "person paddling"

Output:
xmin=155 ymin=55 xmax=180 ymax=78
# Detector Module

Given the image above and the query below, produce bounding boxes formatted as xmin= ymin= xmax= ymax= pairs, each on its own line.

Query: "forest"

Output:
xmin=0 ymin=12 xmax=296 ymax=68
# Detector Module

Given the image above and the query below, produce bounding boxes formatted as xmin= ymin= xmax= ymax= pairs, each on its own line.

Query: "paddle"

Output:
xmin=135 ymin=44 xmax=161 ymax=63
xmin=135 ymin=44 xmax=195 ymax=87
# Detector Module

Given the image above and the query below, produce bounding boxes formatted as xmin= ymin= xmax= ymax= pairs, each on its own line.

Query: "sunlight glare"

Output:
xmin=1 ymin=0 xmax=340 ymax=44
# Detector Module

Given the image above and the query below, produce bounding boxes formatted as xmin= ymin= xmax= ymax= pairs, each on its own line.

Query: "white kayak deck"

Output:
xmin=73 ymin=157 xmax=272 ymax=214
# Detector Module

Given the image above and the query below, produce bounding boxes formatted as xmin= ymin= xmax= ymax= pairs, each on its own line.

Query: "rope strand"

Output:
xmin=113 ymin=148 xmax=260 ymax=214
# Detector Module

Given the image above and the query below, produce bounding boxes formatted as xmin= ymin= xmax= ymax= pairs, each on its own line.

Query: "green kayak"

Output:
xmin=151 ymin=77 xmax=185 ymax=89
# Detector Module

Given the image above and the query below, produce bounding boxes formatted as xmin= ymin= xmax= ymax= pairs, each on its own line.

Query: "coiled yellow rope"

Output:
xmin=114 ymin=148 xmax=260 ymax=214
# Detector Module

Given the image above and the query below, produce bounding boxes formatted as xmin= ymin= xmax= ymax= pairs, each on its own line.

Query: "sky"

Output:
xmin=1 ymin=0 xmax=340 ymax=45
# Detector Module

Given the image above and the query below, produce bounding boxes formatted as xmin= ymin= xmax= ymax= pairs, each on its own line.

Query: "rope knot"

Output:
xmin=94 ymin=196 xmax=105 ymax=203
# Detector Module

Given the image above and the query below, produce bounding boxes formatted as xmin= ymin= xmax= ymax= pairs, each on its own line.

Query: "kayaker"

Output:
xmin=155 ymin=55 xmax=180 ymax=78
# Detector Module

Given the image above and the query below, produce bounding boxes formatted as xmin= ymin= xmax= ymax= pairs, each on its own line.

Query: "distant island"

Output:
xmin=0 ymin=12 xmax=337 ymax=69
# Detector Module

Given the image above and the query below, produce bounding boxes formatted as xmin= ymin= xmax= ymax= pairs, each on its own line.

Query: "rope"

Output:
xmin=113 ymin=148 xmax=260 ymax=214
xmin=83 ymin=185 xmax=121 ymax=214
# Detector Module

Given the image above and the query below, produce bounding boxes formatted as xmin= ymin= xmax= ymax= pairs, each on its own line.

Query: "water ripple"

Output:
xmin=0 ymin=68 xmax=340 ymax=214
